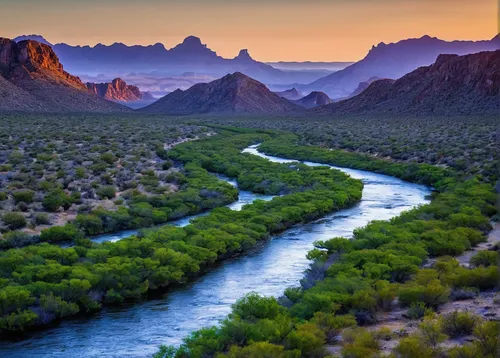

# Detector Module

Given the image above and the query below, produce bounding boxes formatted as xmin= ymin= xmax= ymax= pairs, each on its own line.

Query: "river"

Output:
xmin=1 ymin=146 xmax=431 ymax=357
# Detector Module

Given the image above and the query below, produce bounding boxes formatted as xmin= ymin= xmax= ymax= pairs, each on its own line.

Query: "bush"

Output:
xmin=40 ymin=224 xmax=83 ymax=243
xmin=43 ymin=189 xmax=71 ymax=212
xmin=2 ymin=212 xmax=27 ymax=229
xmin=470 ymin=251 xmax=498 ymax=268
xmin=439 ymin=311 xmax=480 ymax=338
xmin=75 ymin=214 xmax=103 ymax=236
xmin=0 ymin=192 xmax=8 ymax=201
xmin=34 ymin=213 xmax=51 ymax=225
xmin=12 ymin=189 xmax=35 ymax=203
xmin=0 ymin=231 xmax=38 ymax=249
xmin=97 ymin=186 xmax=116 ymax=199
xmin=407 ymin=302 xmax=430 ymax=320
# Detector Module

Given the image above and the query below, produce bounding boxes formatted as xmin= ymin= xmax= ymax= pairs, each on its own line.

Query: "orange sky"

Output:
xmin=1 ymin=0 xmax=497 ymax=61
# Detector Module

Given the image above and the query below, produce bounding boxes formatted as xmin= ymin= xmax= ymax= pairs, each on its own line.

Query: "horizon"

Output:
xmin=1 ymin=0 xmax=497 ymax=61
xmin=10 ymin=32 xmax=500 ymax=64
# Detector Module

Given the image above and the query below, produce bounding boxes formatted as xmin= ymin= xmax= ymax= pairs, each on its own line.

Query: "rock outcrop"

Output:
xmin=316 ymin=50 xmax=500 ymax=116
xmin=86 ymin=78 xmax=153 ymax=102
xmin=141 ymin=72 xmax=304 ymax=116
xmin=0 ymin=38 xmax=129 ymax=113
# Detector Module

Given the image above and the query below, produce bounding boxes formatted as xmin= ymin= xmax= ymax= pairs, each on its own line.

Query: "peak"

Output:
xmin=13 ymin=34 xmax=52 ymax=46
xmin=235 ymin=49 xmax=254 ymax=62
xmin=182 ymin=36 xmax=202 ymax=45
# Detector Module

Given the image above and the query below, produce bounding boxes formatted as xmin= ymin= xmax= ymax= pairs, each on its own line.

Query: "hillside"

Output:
xmin=275 ymin=88 xmax=303 ymax=100
xmin=141 ymin=72 xmax=303 ymax=115
xmin=0 ymin=38 xmax=130 ymax=113
xmin=293 ymin=91 xmax=332 ymax=108
xmin=303 ymin=35 xmax=500 ymax=98
xmin=316 ymin=50 xmax=500 ymax=116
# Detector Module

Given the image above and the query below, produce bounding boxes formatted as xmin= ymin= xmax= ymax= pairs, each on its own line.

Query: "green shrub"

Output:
xmin=439 ymin=311 xmax=480 ymax=338
xmin=97 ymin=186 xmax=116 ymax=199
xmin=40 ymin=224 xmax=83 ymax=243
xmin=75 ymin=214 xmax=103 ymax=236
xmin=2 ymin=212 xmax=27 ymax=229
xmin=12 ymin=189 xmax=35 ymax=203
xmin=43 ymin=189 xmax=71 ymax=212
xmin=470 ymin=251 xmax=498 ymax=268
xmin=0 ymin=192 xmax=8 ymax=201
xmin=34 ymin=213 xmax=51 ymax=225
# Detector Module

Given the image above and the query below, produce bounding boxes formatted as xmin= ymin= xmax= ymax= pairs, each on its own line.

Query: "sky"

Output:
xmin=1 ymin=0 xmax=498 ymax=61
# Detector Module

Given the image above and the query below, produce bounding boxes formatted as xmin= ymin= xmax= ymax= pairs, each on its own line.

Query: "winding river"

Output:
xmin=1 ymin=146 xmax=431 ymax=358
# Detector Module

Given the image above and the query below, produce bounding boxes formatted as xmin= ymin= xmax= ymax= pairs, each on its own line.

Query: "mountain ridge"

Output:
xmin=315 ymin=50 xmax=500 ymax=116
xmin=303 ymin=34 xmax=500 ymax=98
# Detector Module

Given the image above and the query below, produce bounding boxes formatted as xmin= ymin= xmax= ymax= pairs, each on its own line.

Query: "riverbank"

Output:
xmin=0 ymin=132 xmax=363 ymax=337
xmin=0 ymin=142 xmax=429 ymax=357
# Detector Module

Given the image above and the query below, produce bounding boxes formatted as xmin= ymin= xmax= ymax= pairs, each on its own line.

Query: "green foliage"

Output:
xmin=439 ymin=311 xmax=481 ymax=338
xmin=2 ymin=212 xmax=27 ymax=229
xmin=470 ymin=251 xmax=498 ymax=268
xmin=34 ymin=213 xmax=51 ymax=225
xmin=96 ymin=186 xmax=116 ymax=199
xmin=40 ymin=224 xmax=83 ymax=243
xmin=42 ymin=189 xmax=72 ymax=212
xmin=12 ymin=189 xmax=35 ymax=203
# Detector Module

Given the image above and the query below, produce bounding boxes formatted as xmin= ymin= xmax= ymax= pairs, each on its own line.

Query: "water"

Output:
xmin=1 ymin=146 xmax=431 ymax=357
xmin=89 ymin=173 xmax=275 ymax=245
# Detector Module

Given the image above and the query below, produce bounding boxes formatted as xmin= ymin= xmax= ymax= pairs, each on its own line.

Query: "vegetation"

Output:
xmin=0 ymin=130 xmax=363 ymax=334
xmin=154 ymin=127 xmax=498 ymax=358
xmin=0 ymin=114 xmax=215 ymax=241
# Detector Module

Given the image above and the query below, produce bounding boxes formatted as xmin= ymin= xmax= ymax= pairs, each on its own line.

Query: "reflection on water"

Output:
xmin=2 ymin=146 xmax=431 ymax=358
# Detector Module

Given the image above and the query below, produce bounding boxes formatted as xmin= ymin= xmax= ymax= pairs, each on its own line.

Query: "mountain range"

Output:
xmin=140 ymin=72 xmax=303 ymax=115
xmin=302 ymin=35 xmax=500 ymax=98
xmin=13 ymin=35 xmax=331 ymax=86
xmin=0 ymin=38 xmax=129 ymax=113
xmin=316 ymin=50 xmax=500 ymax=116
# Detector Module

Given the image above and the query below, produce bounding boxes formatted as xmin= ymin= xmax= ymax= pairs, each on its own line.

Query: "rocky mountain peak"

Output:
xmin=234 ymin=49 xmax=254 ymax=62
xmin=86 ymin=77 xmax=149 ymax=102
xmin=0 ymin=38 xmax=86 ymax=90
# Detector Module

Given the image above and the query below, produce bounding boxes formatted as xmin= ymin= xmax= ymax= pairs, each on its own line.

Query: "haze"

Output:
xmin=0 ymin=0 xmax=498 ymax=61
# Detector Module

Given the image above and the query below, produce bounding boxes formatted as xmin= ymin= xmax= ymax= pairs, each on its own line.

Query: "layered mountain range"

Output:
xmin=14 ymin=35 xmax=330 ymax=85
xmin=0 ymin=38 xmax=129 ymax=113
xmin=302 ymin=35 xmax=500 ymax=98
xmin=316 ymin=50 xmax=500 ymax=116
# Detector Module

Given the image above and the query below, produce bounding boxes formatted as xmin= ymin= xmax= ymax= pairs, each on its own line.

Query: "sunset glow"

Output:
xmin=1 ymin=0 xmax=497 ymax=61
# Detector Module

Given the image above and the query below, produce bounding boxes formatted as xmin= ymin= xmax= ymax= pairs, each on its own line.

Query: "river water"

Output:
xmin=1 ymin=146 xmax=431 ymax=357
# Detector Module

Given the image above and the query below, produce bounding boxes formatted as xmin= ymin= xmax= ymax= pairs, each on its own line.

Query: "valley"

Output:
xmin=0 ymin=12 xmax=499 ymax=357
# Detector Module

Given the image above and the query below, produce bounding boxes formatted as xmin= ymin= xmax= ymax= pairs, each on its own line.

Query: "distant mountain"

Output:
xmin=0 ymin=38 xmax=129 ymax=113
xmin=86 ymin=78 xmax=154 ymax=102
xmin=267 ymin=61 xmax=353 ymax=71
xmin=293 ymin=91 xmax=332 ymax=108
xmin=316 ymin=50 xmax=500 ymax=116
xmin=338 ymin=76 xmax=382 ymax=101
xmin=12 ymin=35 xmax=329 ymax=85
xmin=303 ymin=35 xmax=500 ymax=98
xmin=275 ymin=88 xmax=303 ymax=100
xmin=13 ymin=34 xmax=52 ymax=46
xmin=141 ymin=72 xmax=304 ymax=116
